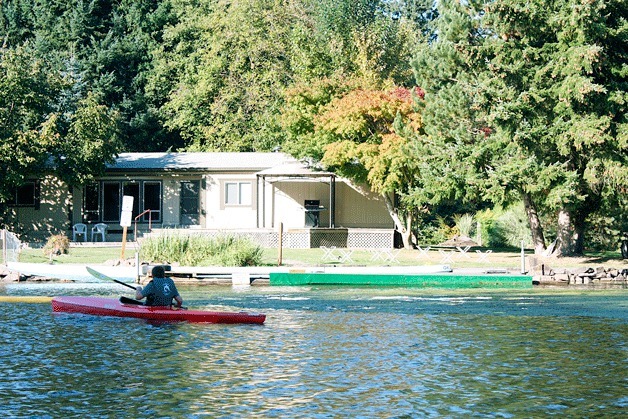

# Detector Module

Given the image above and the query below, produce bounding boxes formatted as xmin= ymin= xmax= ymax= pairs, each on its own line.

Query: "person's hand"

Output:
xmin=135 ymin=286 xmax=142 ymax=292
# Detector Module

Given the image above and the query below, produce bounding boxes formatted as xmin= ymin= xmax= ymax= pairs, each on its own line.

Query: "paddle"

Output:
xmin=119 ymin=295 xmax=186 ymax=310
xmin=87 ymin=267 xmax=187 ymax=309
xmin=86 ymin=266 xmax=136 ymax=290
xmin=119 ymin=296 xmax=144 ymax=305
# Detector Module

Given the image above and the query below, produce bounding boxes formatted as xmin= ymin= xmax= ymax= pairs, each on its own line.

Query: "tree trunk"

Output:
xmin=553 ymin=208 xmax=575 ymax=256
xmin=522 ymin=192 xmax=546 ymax=255
xmin=554 ymin=192 xmax=597 ymax=256
xmin=571 ymin=194 xmax=598 ymax=255
xmin=382 ymin=193 xmax=413 ymax=249
xmin=572 ymin=214 xmax=586 ymax=255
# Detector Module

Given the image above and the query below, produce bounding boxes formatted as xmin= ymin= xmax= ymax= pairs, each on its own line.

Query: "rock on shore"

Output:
xmin=534 ymin=266 xmax=628 ymax=285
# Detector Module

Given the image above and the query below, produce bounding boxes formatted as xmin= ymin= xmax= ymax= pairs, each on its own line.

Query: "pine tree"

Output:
xmin=412 ymin=0 xmax=627 ymax=256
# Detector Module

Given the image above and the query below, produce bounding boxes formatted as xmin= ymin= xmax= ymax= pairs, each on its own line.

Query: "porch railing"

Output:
xmin=1 ymin=229 xmax=21 ymax=264
xmin=134 ymin=210 xmax=154 ymax=242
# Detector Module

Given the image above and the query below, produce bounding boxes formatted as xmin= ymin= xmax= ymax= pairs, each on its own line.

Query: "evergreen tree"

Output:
xmin=412 ymin=0 xmax=628 ymax=255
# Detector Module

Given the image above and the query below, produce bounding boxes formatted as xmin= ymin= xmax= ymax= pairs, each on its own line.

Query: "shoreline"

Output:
xmin=2 ymin=262 xmax=626 ymax=288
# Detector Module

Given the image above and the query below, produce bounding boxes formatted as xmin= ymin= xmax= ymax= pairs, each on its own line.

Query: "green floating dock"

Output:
xmin=270 ymin=272 xmax=533 ymax=288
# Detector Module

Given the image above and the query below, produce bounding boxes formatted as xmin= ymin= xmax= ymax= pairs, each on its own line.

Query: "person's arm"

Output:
xmin=135 ymin=286 xmax=144 ymax=300
xmin=174 ymin=295 xmax=183 ymax=308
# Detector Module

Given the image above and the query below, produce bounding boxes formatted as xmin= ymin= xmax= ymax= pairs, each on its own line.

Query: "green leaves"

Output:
xmin=54 ymin=93 xmax=121 ymax=185
xmin=0 ymin=42 xmax=121 ymax=201
xmin=412 ymin=0 xmax=627 ymax=254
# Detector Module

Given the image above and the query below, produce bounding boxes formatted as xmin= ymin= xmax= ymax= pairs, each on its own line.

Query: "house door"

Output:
xmin=180 ymin=181 xmax=200 ymax=226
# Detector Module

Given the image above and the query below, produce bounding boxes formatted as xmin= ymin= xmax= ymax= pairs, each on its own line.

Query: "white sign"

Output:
xmin=122 ymin=195 xmax=134 ymax=212
xmin=120 ymin=196 xmax=134 ymax=227
xmin=120 ymin=210 xmax=133 ymax=227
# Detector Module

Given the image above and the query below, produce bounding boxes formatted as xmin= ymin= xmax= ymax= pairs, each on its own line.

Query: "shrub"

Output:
xmin=43 ymin=234 xmax=70 ymax=258
xmin=414 ymin=215 xmax=456 ymax=245
xmin=453 ymin=213 xmax=475 ymax=237
xmin=477 ymin=204 xmax=532 ymax=248
xmin=140 ymin=232 xmax=263 ymax=266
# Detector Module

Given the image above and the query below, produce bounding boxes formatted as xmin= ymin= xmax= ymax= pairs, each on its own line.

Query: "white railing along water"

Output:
xmin=1 ymin=229 xmax=21 ymax=264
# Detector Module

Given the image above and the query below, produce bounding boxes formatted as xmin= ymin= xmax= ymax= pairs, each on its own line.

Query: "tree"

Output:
xmin=146 ymin=0 xmax=427 ymax=152
xmin=286 ymin=83 xmax=426 ymax=248
xmin=482 ymin=0 xmax=628 ymax=255
xmin=146 ymin=0 xmax=297 ymax=152
xmin=1 ymin=0 xmax=177 ymax=152
xmin=410 ymin=0 xmax=495 ymax=245
xmin=278 ymin=0 xmax=433 ymax=247
xmin=0 ymin=46 xmax=61 ymax=200
xmin=81 ymin=0 xmax=178 ymax=151
xmin=0 ymin=46 xmax=120 ymax=205
xmin=412 ymin=0 xmax=628 ymax=256
xmin=51 ymin=93 xmax=121 ymax=186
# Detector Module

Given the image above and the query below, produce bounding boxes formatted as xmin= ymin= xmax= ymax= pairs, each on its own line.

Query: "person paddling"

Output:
xmin=135 ymin=265 xmax=183 ymax=308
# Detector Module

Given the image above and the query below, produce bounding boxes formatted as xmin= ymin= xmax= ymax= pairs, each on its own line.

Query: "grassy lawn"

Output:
xmin=16 ymin=245 xmax=627 ymax=270
xmin=18 ymin=247 xmax=129 ymax=264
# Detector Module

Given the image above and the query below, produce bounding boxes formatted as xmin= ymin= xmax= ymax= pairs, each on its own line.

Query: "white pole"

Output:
xmin=1 ymin=229 xmax=6 ymax=265
xmin=520 ymin=240 xmax=526 ymax=274
xmin=135 ymin=252 xmax=140 ymax=284
xmin=278 ymin=222 xmax=283 ymax=266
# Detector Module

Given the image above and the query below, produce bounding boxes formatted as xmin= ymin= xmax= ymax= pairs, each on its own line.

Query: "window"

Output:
xmin=102 ymin=182 xmax=121 ymax=222
xmin=83 ymin=183 xmax=100 ymax=223
xmin=7 ymin=181 xmax=39 ymax=207
xmin=123 ymin=182 xmax=140 ymax=216
xmin=180 ymin=180 xmax=200 ymax=225
xmin=83 ymin=181 xmax=162 ymax=223
xmin=225 ymin=182 xmax=251 ymax=206
xmin=143 ymin=182 xmax=161 ymax=222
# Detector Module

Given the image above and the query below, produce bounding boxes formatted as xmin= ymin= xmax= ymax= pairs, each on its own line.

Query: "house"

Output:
xmin=1 ymin=152 xmax=395 ymax=248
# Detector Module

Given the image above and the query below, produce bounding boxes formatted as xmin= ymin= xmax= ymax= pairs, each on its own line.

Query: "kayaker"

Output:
xmin=135 ymin=265 xmax=183 ymax=307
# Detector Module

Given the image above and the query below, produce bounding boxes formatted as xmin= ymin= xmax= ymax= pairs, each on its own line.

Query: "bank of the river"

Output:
xmin=2 ymin=245 xmax=626 ymax=287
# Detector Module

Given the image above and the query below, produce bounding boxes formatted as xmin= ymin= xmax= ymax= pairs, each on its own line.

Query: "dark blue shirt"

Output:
xmin=140 ymin=277 xmax=180 ymax=306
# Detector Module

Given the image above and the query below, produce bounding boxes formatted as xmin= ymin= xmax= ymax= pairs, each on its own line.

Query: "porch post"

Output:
xmin=330 ymin=175 xmax=336 ymax=228
xmin=256 ymin=175 xmax=260 ymax=228
xmin=258 ymin=175 xmax=266 ymax=228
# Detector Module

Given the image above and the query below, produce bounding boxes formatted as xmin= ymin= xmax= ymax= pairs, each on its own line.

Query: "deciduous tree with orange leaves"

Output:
xmin=285 ymin=82 xmax=427 ymax=248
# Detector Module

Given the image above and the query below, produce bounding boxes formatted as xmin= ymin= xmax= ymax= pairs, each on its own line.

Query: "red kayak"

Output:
xmin=51 ymin=296 xmax=266 ymax=324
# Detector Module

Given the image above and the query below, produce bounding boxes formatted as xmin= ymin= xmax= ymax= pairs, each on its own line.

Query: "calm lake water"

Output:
xmin=1 ymin=282 xmax=626 ymax=418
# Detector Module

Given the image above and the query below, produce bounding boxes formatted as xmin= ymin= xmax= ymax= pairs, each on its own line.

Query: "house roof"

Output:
xmin=107 ymin=152 xmax=298 ymax=172
xmin=257 ymin=161 xmax=335 ymax=178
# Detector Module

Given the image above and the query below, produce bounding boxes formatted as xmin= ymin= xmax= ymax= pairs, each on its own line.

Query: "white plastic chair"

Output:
xmin=91 ymin=223 xmax=108 ymax=242
xmin=72 ymin=223 xmax=87 ymax=242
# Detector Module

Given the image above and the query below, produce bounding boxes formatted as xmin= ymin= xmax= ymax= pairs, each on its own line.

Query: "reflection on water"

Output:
xmin=1 ymin=284 xmax=626 ymax=417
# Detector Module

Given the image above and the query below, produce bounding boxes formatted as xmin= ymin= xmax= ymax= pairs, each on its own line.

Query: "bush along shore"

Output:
xmin=533 ymin=266 xmax=628 ymax=286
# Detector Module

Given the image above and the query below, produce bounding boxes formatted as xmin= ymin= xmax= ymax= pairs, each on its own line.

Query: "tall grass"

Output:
xmin=140 ymin=233 xmax=263 ymax=266
xmin=453 ymin=213 xmax=475 ymax=237
xmin=478 ymin=204 xmax=532 ymax=248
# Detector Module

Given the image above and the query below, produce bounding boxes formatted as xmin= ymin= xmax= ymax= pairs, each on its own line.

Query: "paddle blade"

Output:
xmin=86 ymin=267 xmax=137 ymax=290
xmin=120 ymin=296 xmax=144 ymax=305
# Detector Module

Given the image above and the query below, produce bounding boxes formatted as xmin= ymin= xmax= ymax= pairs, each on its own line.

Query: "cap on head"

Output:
xmin=151 ymin=265 xmax=166 ymax=278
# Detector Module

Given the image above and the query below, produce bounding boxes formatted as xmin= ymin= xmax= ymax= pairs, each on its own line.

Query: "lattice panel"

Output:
xmin=148 ymin=228 xmax=394 ymax=249
xmin=347 ymin=231 xmax=393 ymax=248
xmin=286 ymin=232 xmax=310 ymax=248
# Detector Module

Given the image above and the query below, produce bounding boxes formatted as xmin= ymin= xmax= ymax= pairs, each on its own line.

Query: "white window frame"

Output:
xmin=221 ymin=180 xmax=254 ymax=208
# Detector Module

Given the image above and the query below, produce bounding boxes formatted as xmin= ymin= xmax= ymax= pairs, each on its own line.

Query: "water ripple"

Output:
xmin=0 ymin=287 xmax=625 ymax=417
